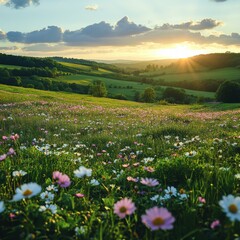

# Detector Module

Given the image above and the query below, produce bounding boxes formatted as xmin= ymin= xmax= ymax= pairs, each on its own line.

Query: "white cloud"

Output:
xmin=85 ymin=4 xmax=98 ymax=11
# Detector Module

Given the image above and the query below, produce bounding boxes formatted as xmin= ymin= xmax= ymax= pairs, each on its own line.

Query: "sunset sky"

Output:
xmin=0 ymin=0 xmax=239 ymax=60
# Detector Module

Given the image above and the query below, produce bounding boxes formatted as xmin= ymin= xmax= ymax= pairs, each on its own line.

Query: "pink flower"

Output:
xmin=2 ymin=136 xmax=8 ymax=141
xmin=144 ymin=166 xmax=155 ymax=172
xmin=9 ymin=213 xmax=16 ymax=219
xmin=53 ymin=171 xmax=71 ymax=188
xmin=53 ymin=171 xmax=62 ymax=180
xmin=7 ymin=148 xmax=16 ymax=156
xmin=75 ymin=193 xmax=85 ymax=198
xmin=198 ymin=196 xmax=206 ymax=204
xmin=10 ymin=134 xmax=19 ymax=141
xmin=140 ymin=178 xmax=159 ymax=187
xmin=210 ymin=219 xmax=220 ymax=229
xmin=0 ymin=154 xmax=7 ymax=161
xmin=114 ymin=198 xmax=136 ymax=219
xmin=141 ymin=207 xmax=175 ymax=231
xmin=127 ymin=176 xmax=139 ymax=182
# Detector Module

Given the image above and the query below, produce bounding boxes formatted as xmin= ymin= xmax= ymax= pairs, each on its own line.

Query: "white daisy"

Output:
xmin=74 ymin=166 xmax=92 ymax=178
xmin=90 ymin=179 xmax=100 ymax=186
xmin=39 ymin=204 xmax=57 ymax=214
xmin=185 ymin=151 xmax=197 ymax=157
xmin=12 ymin=170 xmax=27 ymax=177
xmin=40 ymin=191 xmax=55 ymax=203
xmin=12 ymin=182 xmax=42 ymax=201
xmin=219 ymin=194 xmax=240 ymax=221
xmin=164 ymin=186 xmax=177 ymax=198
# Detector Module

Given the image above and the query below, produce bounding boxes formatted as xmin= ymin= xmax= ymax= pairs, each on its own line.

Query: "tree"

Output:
xmin=89 ymin=80 xmax=107 ymax=97
xmin=162 ymin=87 xmax=187 ymax=103
xmin=216 ymin=80 xmax=240 ymax=103
xmin=142 ymin=87 xmax=156 ymax=103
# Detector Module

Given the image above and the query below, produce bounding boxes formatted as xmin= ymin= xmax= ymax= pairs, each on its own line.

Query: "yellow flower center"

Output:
xmin=179 ymin=188 xmax=185 ymax=194
xmin=152 ymin=217 xmax=165 ymax=226
xmin=119 ymin=206 xmax=127 ymax=213
xmin=228 ymin=204 xmax=238 ymax=214
xmin=23 ymin=189 xmax=33 ymax=196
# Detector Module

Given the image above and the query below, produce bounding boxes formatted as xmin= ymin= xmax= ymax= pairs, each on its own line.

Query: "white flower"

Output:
xmin=185 ymin=151 xmax=197 ymax=157
xmin=142 ymin=157 xmax=154 ymax=164
xmin=12 ymin=170 xmax=27 ymax=177
xmin=164 ymin=186 xmax=177 ymax=198
xmin=75 ymin=226 xmax=87 ymax=235
xmin=178 ymin=193 xmax=188 ymax=200
xmin=174 ymin=142 xmax=183 ymax=149
xmin=0 ymin=201 xmax=5 ymax=213
xmin=46 ymin=185 xmax=58 ymax=192
xmin=235 ymin=173 xmax=240 ymax=180
xmin=74 ymin=166 xmax=92 ymax=178
xmin=150 ymin=195 xmax=160 ymax=202
xmin=39 ymin=204 xmax=57 ymax=214
xmin=12 ymin=182 xmax=42 ymax=201
xmin=219 ymin=194 xmax=240 ymax=221
xmin=40 ymin=191 xmax=55 ymax=203
xmin=90 ymin=179 xmax=100 ymax=186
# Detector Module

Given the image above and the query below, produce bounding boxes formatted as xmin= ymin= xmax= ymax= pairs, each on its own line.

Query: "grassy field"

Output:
xmin=57 ymin=74 xmax=215 ymax=99
xmin=0 ymin=64 xmax=22 ymax=69
xmin=0 ymin=84 xmax=240 ymax=239
xmin=59 ymin=62 xmax=114 ymax=75
xmin=142 ymin=67 xmax=240 ymax=83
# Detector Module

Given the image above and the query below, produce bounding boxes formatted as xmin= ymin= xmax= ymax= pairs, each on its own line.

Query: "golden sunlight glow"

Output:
xmin=154 ymin=45 xmax=206 ymax=59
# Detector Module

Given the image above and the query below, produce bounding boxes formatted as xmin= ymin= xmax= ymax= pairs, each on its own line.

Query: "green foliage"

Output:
xmin=162 ymin=87 xmax=187 ymax=103
xmin=89 ymin=80 xmax=108 ymax=97
xmin=216 ymin=80 xmax=240 ymax=103
xmin=142 ymin=87 xmax=156 ymax=102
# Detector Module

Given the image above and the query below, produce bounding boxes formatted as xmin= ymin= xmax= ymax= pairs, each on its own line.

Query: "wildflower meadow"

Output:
xmin=0 ymin=86 xmax=240 ymax=239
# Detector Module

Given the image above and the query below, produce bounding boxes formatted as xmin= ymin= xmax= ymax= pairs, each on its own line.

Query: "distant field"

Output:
xmin=57 ymin=74 xmax=215 ymax=99
xmin=0 ymin=64 xmax=22 ymax=69
xmin=59 ymin=62 xmax=113 ymax=74
xmin=143 ymin=67 xmax=240 ymax=83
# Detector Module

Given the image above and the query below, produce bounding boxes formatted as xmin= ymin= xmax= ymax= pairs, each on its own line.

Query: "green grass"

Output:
xmin=144 ymin=67 xmax=240 ymax=83
xmin=0 ymin=64 xmax=22 ymax=69
xmin=57 ymin=74 xmax=215 ymax=100
xmin=59 ymin=62 xmax=113 ymax=74
xmin=0 ymin=85 xmax=240 ymax=239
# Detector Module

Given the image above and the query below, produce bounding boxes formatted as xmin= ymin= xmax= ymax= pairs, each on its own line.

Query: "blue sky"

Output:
xmin=0 ymin=0 xmax=239 ymax=60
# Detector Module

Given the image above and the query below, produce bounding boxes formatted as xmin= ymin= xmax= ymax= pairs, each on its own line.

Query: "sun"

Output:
xmin=154 ymin=44 xmax=205 ymax=59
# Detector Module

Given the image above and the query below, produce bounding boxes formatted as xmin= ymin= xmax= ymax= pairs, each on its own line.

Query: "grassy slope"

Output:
xmin=143 ymin=67 xmax=240 ymax=83
xmin=0 ymin=64 xmax=22 ymax=69
xmin=1 ymin=84 xmax=240 ymax=239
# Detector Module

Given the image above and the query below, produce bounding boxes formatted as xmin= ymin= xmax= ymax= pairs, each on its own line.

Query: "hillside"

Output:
xmin=1 ymin=84 xmax=240 ymax=239
xmin=1 ymin=52 xmax=240 ymax=103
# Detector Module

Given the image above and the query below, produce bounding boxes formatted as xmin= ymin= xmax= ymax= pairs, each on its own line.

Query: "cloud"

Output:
xmin=114 ymin=16 xmax=151 ymax=36
xmin=212 ymin=0 xmax=227 ymax=2
xmin=0 ymin=30 xmax=6 ymax=40
xmin=25 ymin=26 xmax=62 ymax=43
xmin=3 ymin=17 xmax=240 ymax=47
xmin=0 ymin=46 xmax=18 ymax=50
xmin=164 ymin=19 xmax=223 ymax=31
xmin=5 ymin=0 xmax=39 ymax=9
xmin=7 ymin=31 xmax=24 ymax=42
xmin=208 ymin=32 xmax=240 ymax=45
xmin=0 ymin=0 xmax=7 ymax=4
xmin=85 ymin=4 xmax=98 ymax=11
xmin=7 ymin=26 xmax=62 ymax=43
xmin=63 ymin=16 xmax=151 ymax=44
xmin=23 ymin=43 xmax=67 ymax=52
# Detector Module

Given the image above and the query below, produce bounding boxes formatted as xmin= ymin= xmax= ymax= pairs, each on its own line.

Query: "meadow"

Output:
xmin=0 ymin=84 xmax=240 ymax=239
xmin=147 ymin=67 xmax=240 ymax=83
xmin=57 ymin=73 xmax=215 ymax=100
